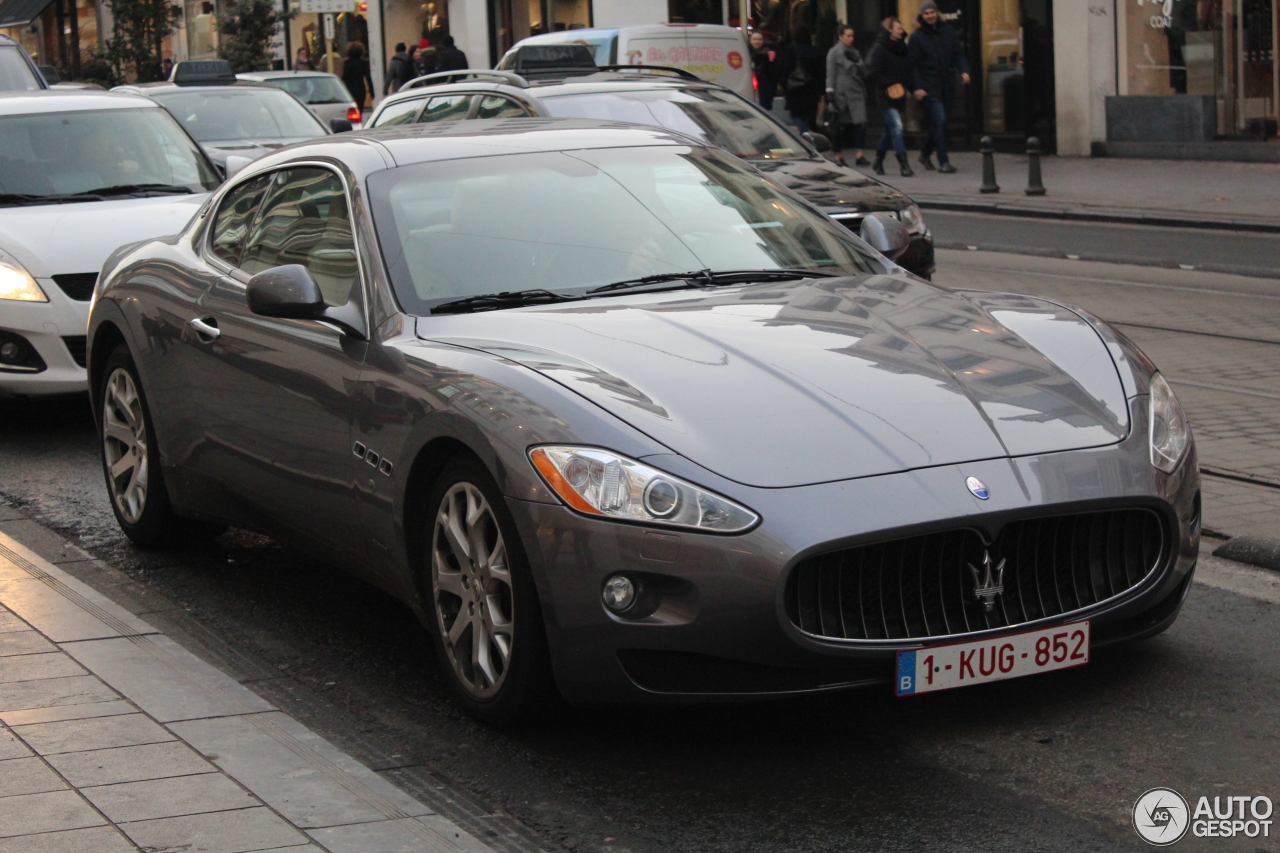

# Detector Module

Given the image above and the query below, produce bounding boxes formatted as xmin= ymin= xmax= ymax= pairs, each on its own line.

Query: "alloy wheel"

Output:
xmin=102 ymin=367 xmax=149 ymax=525
xmin=432 ymin=482 xmax=515 ymax=699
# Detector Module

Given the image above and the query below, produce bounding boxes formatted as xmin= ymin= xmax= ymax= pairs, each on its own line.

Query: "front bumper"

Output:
xmin=510 ymin=398 xmax=1199 ymax=706
xmin=0 ymin=279 xmax=90 ymax=395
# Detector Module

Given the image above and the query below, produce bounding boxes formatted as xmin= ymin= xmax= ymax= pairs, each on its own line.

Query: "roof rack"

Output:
xmin=595 ymin=64 xmax=702 ymax=81
xmin=401 ymin=69 xmax=530 ymax=90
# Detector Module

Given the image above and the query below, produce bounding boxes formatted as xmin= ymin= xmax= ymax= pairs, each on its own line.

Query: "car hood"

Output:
xmin=415 ymin=276 xmax=1129 ymax=488
xmin=748 ymin=157 xmax=911 ymax=212
xmin=202 ymin=138 xmax=315 ymax=165
xmin=0 ymin=194 xmax=207 ymax=278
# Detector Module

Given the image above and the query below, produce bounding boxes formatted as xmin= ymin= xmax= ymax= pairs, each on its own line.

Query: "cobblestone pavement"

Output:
xmin=935 ymin=250 xmax=1280 ymax=541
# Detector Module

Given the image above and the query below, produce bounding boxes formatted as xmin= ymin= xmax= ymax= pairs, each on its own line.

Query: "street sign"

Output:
xmin=323 ymin=13 xmax=334 ymax=39
xmin=299 ymin=0 xmax=353 ymax=13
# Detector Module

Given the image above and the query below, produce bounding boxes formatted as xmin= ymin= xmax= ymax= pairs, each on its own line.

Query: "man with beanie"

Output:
xmin=908 ymin=0 xmax=969 ymax=173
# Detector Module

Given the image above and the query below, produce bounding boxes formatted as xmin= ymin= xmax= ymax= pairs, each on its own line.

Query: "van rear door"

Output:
xmin=621 ymin=25 xmax=752 ymax=98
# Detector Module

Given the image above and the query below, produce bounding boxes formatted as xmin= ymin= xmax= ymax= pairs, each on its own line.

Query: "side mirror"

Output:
xmin=245 ymin=265 xmax=368 ymax=339
xmin=246 ymin=265 xmax=326 ymax=318
xmin=329 ymin=118 xmax=354 ymax=133
xmin=803 ymin=131 xmax=832 ymax=152
xmin=224 ymin=154 xmax=254 ymax=179
xmin=859 ymin=213 xmax=912 ymax=261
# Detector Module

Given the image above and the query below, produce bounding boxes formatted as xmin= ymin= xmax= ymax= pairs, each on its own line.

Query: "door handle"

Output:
xmin=190 ymin=317 xmax=221 ymax=340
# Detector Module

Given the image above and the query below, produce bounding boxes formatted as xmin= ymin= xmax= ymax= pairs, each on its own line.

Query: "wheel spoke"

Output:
xmin=436 ymin=568 xmax=466 ymax=598
xmin=104 ymin=419 xmax=134 ymax=447
xmin=472 ymin=618 xmax=497 ymax=687
xmin=447 ymin=609 xmax=470 ymax=646
xmin=443 ymin=505 xmax=472 ymax=567
xmin=110 ymin=453 xmax=136 ymax=482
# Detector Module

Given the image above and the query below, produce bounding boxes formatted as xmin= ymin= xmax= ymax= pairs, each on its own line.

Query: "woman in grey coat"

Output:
xmin=824 ymin=24 xmax=869 ymax=166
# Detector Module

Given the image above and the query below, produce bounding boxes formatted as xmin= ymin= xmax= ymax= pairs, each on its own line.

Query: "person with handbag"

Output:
xmin=866 ymin=16 xmax=914 ymax=176
xmin=823 ymin=25 xmax=868 ymax=167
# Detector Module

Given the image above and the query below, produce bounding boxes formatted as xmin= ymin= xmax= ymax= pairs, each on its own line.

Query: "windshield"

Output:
xmin=541 ymin=88 xmax=805 ymax=159
xmin=150 ymin=88 xmax=327 ymax=141
xmin=0 ymin=47 xmax=42 ymax=91
xmin=0 ymin=107 xmax=218 ymax=202
xmin=267 ymin=76 xmax=352 ymax=105
xmin=368 ymin=145 xmax=881 ymax=314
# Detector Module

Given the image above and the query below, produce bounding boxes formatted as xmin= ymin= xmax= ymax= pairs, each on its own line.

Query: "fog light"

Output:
xmin=0 ymin=341 xmax=21 ymax=362
xmin=602 ymin=575 xmax=636 ymax=612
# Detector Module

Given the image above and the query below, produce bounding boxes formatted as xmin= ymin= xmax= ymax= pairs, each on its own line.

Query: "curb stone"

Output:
xmin=1212 ymin=536 xmax=1280 ymax=573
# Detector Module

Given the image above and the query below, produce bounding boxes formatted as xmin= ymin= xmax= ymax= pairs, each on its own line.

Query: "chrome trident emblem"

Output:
xmin=968 ymin=551 xmax=1006 ymax=612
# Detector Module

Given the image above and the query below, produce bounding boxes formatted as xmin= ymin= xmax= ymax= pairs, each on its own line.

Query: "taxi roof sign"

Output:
xmin=171 ymin=59 xmax=237 ymax=86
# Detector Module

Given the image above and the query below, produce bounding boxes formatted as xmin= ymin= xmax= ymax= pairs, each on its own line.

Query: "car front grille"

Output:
xmin=785 ymin=508 xmax=1166 ymax=642
xmin=51 ymin=273 xmax=97 ymax=301
xmin=61 ymin=336 xmax=87 ymax=367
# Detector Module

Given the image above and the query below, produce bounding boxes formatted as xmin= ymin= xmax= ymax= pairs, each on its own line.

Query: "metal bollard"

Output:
xmin=979 ymin=136 xmax=999 ymax=194
xmin=1025 ymin=137 xmax=1046 ymax=196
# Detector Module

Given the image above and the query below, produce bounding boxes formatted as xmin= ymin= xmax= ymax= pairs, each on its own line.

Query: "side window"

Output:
xmin=418 ymin=94 xmax=472 ymax=123
xmin=475 ymin=95 xmax=528 ymax=119
xmin=209 ymin=175 xmax=271 ymax=266
xmin=372 ymin=97 xmax=422 ymax=127
xmin=240 ymin=168 xmax=358 ymax=308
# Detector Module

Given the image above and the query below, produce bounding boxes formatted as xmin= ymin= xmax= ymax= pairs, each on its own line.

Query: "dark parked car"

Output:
xmin=367 ymin=66 xmax=935 ymax=277
xmin=114 ymin=60 xmax=335 ymax=171
xmin=87 ymin=119 xmax=1200 ymax=724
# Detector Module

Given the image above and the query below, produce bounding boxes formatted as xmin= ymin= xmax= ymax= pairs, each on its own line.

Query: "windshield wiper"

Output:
xmin=588 ymin=268 xmax=841 ymax=295
xmin=430 ymin=289 xmax=581 ymax=315
xmin=0 ymin=193 xmax=56 ymax=207
xmin=72 ymin=184 xmax=194 ymax=198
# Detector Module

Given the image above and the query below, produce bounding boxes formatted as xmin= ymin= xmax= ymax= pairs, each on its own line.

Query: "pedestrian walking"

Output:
xmin=866 ymin=16 xmax=914 ymax=176
xmin=749 ymin=31 xmax=779 ymax=111
xmin=436 ymin=35 xmax=468 ymax=73
xmin=824 ymin=24 xmax=868 ymax=167
xmin=292 ymin=46 xmax=313 ymax=71
xmin=907 ymin=0 xmax=969 ymax=173
xmin=341 ymin=41 xmax=374 ymax=110
xmin=385 ymin=42 xmax=413 ymax=93
xmin=781 ymin=25 xmax=823 ymax=135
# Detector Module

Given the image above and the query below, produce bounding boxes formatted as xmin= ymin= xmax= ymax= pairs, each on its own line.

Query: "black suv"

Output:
xmin=367 ymin=65 xmax=934 ymax=278
xmin=0 ymin=34 xmax=46 ymax=92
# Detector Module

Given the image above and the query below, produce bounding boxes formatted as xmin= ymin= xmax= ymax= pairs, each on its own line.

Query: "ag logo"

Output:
xmin=727 ymin=50 xmax=743 ymax=69
xmin=1133 ymin=788 xmax=1190 ymax=846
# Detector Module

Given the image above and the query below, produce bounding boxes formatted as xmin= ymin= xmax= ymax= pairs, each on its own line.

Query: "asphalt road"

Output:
xmin=924 ymin=211 xmax=1280 ymax=278
xmin=2 ymin=247 xmax=1279 ymax=853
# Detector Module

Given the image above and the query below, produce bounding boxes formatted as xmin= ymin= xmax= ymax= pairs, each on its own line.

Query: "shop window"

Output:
xmin=490 ymin=0 xmax=591 ymax=59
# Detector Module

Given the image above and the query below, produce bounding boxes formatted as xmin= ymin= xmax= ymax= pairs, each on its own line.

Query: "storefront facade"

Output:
xmin=0 ymin=0 xmax=102 ymax=76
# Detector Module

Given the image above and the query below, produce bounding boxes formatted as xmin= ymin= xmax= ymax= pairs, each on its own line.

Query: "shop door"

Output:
xmin=978 ymin=0 xmax=1054 ymax=140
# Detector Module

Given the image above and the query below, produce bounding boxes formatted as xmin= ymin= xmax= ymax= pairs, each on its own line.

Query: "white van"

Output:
xmin=496 ymin=24 xmax=752 ymax=98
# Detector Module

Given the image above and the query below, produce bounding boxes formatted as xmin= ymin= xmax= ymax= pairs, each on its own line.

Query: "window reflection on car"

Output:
xmin=148 ymin=88 xmax=327 ymax=142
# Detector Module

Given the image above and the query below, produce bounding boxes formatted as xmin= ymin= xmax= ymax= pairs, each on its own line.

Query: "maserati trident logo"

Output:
xmin=966 ymin=476 xmax=989 ymax=499
xmin=968 ymin=550 xmax=1006 ymax=611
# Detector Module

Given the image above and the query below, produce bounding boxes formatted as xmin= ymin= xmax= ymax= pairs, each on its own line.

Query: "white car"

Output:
xmin=0 ymin=90 xmax=219 ymax=395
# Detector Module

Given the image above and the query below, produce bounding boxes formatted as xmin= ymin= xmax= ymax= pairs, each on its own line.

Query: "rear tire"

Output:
xmin=99 ymin=345 xmax=215 ymax=548
xmin=422 ymin=456 xmax=553 ymax=725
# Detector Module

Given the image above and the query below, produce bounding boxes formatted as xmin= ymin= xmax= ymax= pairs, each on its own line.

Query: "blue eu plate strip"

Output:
xmin=896 ymin=650 xmax=916 ymax=695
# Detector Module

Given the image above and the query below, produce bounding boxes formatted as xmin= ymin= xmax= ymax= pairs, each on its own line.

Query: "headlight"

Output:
xmin=1149 ymin=372 xmax=1190 ymax=473
xmin=897 ymin=204 xmax=926 ymax=235
xmin=0 ymin=250 xmax=47 ymax=303
xmin=529 ymin=446 xmax=759 ymax=533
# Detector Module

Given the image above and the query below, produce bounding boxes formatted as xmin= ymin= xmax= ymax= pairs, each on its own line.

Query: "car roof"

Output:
xmin=248 ymin=117 xmax=707 ymax=171
xmin=0 ymin=34 xmax=17 ymax=46
xmin=0 ymin=89 xmax=165 ymax=116
xmin=237 ymin=70 xmax=340 ymax=80
xmin=378 ymin=71 xmax=722 ymax=111
xmin=114 ymin=80 xmax=279 ymax=94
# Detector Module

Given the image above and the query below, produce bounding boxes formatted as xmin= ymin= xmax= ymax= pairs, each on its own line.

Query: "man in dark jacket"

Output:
xmin=385 ymin=43 xmax=412 ymax=94
xmin=907 ymin=0 xmax=969 ymax=173
xmin=436 ymin=35 xmax=468 ymax=73
xmin=781 ymin=25 xmax=823 ymax=134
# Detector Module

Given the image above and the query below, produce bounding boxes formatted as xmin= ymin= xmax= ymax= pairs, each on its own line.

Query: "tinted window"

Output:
xmin=368 ymin=146 xmax=880 ymax=314
xmin=419 ymin=94 xmax=471 ymax=123
xmin=268 ymin=75 xmax=352 ymax=105
xmin=209 ymin=175 xmax=271 ymax=266
xmin=475 ymin=95 xmax=526 ymax=119
xmin=150 ymin=88 xmax=327 ymax=141
xmin=543 ymin=88 xmax=803 ymax=159
xmin=241 ymin=168 xmax=358 ymax=307
xmin=0 ymin=47 xmax=41 ymax=91
xmin=372 ymin=97 xmax=421 ymax=127
xmin=0 ymin=107 xmax=218 ymax=201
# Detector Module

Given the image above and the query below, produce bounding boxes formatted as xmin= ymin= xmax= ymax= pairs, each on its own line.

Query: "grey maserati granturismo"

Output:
xmin=87 ymin=119 xmax=1200 ymax=723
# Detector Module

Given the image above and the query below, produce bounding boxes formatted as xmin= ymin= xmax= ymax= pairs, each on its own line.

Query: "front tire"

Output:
xmin=424 ymin=456 xmax=552 ymax=724
xmin=99 ymin=345 xmax=185 ymax=547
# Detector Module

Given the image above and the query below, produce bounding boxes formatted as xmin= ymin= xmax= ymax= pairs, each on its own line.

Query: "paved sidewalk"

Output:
xmin=847 ymin=151 xmax=1280 ymax=231
xmin=0 ymin=531 xmax=494 ymax=853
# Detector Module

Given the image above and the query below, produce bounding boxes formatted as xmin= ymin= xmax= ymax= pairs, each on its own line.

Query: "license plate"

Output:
xmin=895 ymin=621 xmax=1090 ymax=696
